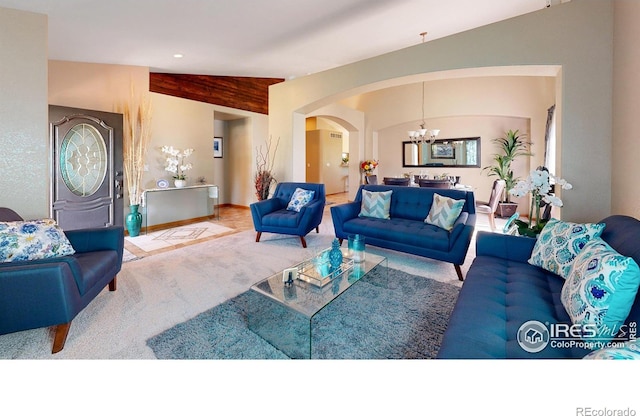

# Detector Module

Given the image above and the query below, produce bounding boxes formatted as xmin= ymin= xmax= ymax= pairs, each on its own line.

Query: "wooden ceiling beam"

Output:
xmin=149 ymin=73 xmax=284 ymax=115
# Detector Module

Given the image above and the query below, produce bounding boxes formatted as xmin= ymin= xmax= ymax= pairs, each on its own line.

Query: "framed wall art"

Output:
xmin=213 ymin=137 xmax=223 ymax=158
xmin=431 ymin=142 xmax=455 ymax=159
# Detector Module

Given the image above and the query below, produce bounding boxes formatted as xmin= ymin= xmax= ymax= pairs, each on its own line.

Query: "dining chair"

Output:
xmin=383 ymin=177 xmax=410 ymax=186
xmin=475 ymin=179 xmax=506 ymax=232
xmin=418 ymin=179 xmax=450 ymax=189
xmin=365 ymin=175 xmax=378 ymax=185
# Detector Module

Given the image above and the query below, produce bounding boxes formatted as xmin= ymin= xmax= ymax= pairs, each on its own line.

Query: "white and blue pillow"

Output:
xmin=286 ymin=188 xmax=315 ymax=212
xmin=359 ymin=190 xmax=392 ymax=220
xmin=0 ymin=219 xmax=76 ymax=263
xmin=561 ymin=238 xmax=640 ymax=345
xmin=529 ymin=218 xmax=605 ymax=278
xmin=424 ymin=193 xmax=465 ymax=231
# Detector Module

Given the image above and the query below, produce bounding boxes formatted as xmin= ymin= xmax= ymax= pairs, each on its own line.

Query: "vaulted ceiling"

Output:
xmin=0 ymin=0 xmax=547 ymax=79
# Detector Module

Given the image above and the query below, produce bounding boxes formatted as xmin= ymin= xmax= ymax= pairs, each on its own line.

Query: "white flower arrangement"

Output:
xmin=509 ymin=168 xmax=572 ymax=236
xmin=161 ymin=146 xmax=193 ymax=180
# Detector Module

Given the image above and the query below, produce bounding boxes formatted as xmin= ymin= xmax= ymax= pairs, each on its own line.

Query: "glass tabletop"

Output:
xmin=251 ymin=249 xmax=387 ymax=318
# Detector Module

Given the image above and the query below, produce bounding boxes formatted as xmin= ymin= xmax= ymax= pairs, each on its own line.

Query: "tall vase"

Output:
xmin=126 ymin=204 xmax=143 ymax=237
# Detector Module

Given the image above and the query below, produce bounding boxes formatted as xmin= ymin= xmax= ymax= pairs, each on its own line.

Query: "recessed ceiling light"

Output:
xmin=173 ymin=53 xmax=184 ymax=59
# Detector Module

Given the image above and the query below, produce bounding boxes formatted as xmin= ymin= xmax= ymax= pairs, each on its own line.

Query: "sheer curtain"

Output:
xmin=544 ymin=104 xmax=556 ymax=173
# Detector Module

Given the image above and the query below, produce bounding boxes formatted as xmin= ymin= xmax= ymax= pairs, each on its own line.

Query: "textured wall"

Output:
xmin=0 ymin=8 xmax=48 ymax=219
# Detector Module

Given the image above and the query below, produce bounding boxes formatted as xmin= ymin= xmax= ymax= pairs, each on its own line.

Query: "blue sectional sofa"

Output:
xmin=437 ymin=215 xmax=640 ymax=359
xmin=0 ymin=208 xmax=124 ymax=353
xmin=330 ymin=184 xmax=476 ymax=280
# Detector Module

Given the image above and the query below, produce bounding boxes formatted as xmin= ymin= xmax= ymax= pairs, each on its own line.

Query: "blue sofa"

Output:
xmin=0 ymin=208 xmax=124 ymax=353
xmin=330 ymin=184 xmax=476 ymax=280
xmin=250 ymin=182 xmax=326 ymax=248
xmin=437 ymin=215 xmax=640 ymax=359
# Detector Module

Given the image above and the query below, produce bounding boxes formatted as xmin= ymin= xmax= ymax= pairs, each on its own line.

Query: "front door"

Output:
xmin=49 ymin=105 xmax=124 ymax=230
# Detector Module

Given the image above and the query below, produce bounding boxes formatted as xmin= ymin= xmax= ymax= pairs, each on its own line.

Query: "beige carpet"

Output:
xmin=0 ymin=210 xmax=478 ymax=359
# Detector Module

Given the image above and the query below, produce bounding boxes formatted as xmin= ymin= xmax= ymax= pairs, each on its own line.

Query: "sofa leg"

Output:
xmin=255 ymin=232 xmax=262 ymax=242
xmin=338 ymin=238 xmax=343 ymax=245
xmin=454 ymin=265 xmax=464 ymax=281
xmin=316 ymin=226 xmax=320 ymax=233
xmin=109 ymin=276 xmax=117 ymax=291
xmin=299 ymin=236 xmax=307 ymax=248
xmin=52 ymin=322 xmax=71 ymax=354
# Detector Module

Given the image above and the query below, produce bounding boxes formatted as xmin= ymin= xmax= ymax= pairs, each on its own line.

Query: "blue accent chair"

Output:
xmin=250 ymin=182 xmax=326 ymax=248
xmin=0 ymin=207 xmax=124 ymax=353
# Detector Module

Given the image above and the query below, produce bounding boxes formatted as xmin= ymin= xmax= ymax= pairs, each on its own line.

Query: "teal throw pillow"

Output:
xmin=0 ymin=219 xmax=76 ymax=263
xmin=561 ymin=238 xmax=640 ymax=346
xmin=583 ymin=339 xmax=640 ymax=359
xmin=286 ymin=188 xmax=315 ymax=212
xmin=359 ymin=190 xmax=392 ymax=219
xmin=424 ymin=193 xmax=465 ymax=231
xmin=529 ymin=218 xmax=605 ymax=278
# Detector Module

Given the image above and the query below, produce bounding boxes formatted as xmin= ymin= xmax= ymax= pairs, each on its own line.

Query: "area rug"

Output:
xmin=146 ymin=265 xmax=460 ymax=359
xmin=122 ymin=248 xmax=138 ymax=263
xmin=125 ymin=221 xmax=235 ymax=252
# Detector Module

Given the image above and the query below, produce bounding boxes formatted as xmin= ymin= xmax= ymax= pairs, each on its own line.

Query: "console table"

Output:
xmin=141 ymin=184 xmax=219 ymax=233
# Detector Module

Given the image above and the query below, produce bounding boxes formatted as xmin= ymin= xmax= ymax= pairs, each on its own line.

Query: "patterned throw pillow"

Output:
xmin=0 ymin=219 xmax=76 ymax=263
xmin=286 ymin=188 xmax=315 ymax=212
xmin=424 ymin=193 xmax=465 ymax=231
xmin=529 ymin=218 xmax=605 ymax=278
xmin=583 ymin=339 xmax=640 ymax=359
xmin=358 ymin=190 xmax=392 ymax=219
xmin=561 ymin=238 xmax=640 ymax=345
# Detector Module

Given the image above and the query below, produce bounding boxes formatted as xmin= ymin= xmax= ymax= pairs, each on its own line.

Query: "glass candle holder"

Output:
xmin=348 ymin=234 xmax=365 ymax=263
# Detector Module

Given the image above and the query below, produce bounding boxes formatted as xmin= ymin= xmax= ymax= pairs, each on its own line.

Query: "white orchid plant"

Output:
xmin=509 ymin=168 xmax=572 ymax=236
xmin=161 ymin=146 xmax=193 ymax=180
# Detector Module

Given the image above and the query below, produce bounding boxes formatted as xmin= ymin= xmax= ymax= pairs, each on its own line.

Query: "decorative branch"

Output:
xmin=122 ymin=85 xmax=153 ymax=206
xmin=254 ymin=136 xmax=280 ymax=201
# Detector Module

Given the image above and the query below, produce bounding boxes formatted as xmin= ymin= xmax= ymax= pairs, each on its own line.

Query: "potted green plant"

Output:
xmin=482 ymin=129 xmax=532 ymax=218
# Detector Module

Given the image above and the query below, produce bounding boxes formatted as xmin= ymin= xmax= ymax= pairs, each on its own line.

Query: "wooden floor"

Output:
xmin=124 ymin=191 xmax=504 ymax=259
xmin=216 ymin=191 xmax=349 ymax=233
xmin=124 ymin=192 xmax=350 ymax=257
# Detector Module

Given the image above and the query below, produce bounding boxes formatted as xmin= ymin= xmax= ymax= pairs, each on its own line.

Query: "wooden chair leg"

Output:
xmin=109 ymin=276 xmax=117 ymax=291
xmin=299 ymin=236 xmax=307 ymax=248
xmin=454 ymin=264 xmax=464 ymax=281
xmin=255 ymin=232 xmax=262 ymax=242
xmin=489 ymin=214 xmax=496 ymax=232
xmin=52 ymin=322 xmax=71 ymax=354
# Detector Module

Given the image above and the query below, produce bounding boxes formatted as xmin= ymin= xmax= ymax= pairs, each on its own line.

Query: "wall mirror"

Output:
xmin=402 ymin=137 xmax=481 ymax=168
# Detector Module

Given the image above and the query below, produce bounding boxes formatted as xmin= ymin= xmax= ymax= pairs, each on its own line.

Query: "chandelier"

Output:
xmin=408 ymin=32 xmax=439 ymax=145
xmin=407 ymin=80 xmax=440 ymax=145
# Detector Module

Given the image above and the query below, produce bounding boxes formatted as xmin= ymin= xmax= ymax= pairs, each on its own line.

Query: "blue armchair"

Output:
xmin=250 ymin=182 xmax=326 ymax=248
xmin=0 ymin=207 xmax=124 ymax=353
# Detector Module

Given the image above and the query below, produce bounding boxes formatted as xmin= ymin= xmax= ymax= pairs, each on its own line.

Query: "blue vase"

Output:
xmin=125 ymin=204 xmax=143 ymax=237
xmin=329 ymin=239 xmax=343 ymax=273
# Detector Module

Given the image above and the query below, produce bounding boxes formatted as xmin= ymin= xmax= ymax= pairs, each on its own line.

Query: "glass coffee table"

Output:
xmin=248 ymin=249 xmax=387 ymax=359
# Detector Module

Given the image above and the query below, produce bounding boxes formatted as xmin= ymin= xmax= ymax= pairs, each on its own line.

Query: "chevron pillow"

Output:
xmin=424 ymin=193 xmax=465 ymax=231
xmin=358 ymin=190 xmax=392 ymax=219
